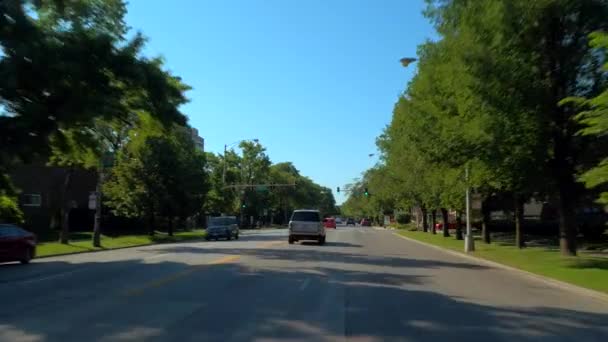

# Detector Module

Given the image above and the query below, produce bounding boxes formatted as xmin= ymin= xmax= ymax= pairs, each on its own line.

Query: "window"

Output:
xmin=22 ymin=194 xmax=41 ymax=207
xmin=208 ymin=217 xmax=237 ymax=226
xmin=0 ymin=225 xmax=18 ymax=237
xmin=291 ymin=211 xmax=320 ymax=222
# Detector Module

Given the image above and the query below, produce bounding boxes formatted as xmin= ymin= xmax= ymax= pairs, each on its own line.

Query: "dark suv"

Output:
xmin=206 ymin=216 xmax=239 ymax=241
xmin=346 ymin=218 xmax=356 ymax=226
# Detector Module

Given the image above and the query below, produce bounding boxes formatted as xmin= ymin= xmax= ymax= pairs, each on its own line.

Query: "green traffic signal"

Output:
xmin=364 ymin=187 xmax=369 ymax=196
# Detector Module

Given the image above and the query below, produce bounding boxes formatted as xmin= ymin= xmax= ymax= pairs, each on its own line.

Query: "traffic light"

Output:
xmin=242 ymin=203 xmax=247 ymax=208
xmin=364 ymin=188 xmax=369 ymax=196
xmin=337 ymin=186 xmax=340 ymax=193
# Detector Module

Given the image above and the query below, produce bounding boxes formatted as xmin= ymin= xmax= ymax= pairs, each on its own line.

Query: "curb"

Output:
xmin=393 ymin=232 xmax=608 ymax=304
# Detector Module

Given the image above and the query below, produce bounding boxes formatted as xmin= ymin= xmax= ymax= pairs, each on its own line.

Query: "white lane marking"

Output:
xmin=17 ymin=268 xmax=86 ymax=285
xmin=145 ymin=253 xmax=172 ymax=260
xmin=299 ymin=278 xmax=311 ymax=291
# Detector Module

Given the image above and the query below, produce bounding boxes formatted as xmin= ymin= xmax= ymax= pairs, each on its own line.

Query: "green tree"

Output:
xmin=566 ymin=32 xmax=608 ymax=204
xmin=1 ymin=0 xmax=190 ymax=242
xmin=103 ymin=124 xmax=207 ymax=236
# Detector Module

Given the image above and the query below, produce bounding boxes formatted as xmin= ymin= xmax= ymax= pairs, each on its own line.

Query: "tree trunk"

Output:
xmin=514 ymin=195 xmax=525 ymax=248
xmin=553 ymin=150 xmax=577 ymax=255
xmin=557 ymin=190 xmax=577 ymax=256
xmin=92 ymin=169 xmax=103 ymax=247
xmin=455 ymin=211 xmax=463 ymax=240
xmin=431 ymin=209 xmax=437 ymax=234
xmin=168 ymin=216 xmax=174 ymax=236
xmin=441 ymin=208 xmax=450 ymax=237
xmin=545 ymin=9 xmax=577 ymax=257
xmin=421 ymin=206 xmax=428 ymax=232
xmin=59 ymin=168 xmax=74 ymax=244
xmin=481 ymin=199 xmax=491 ymax=244
xmin=147 ymin=207 xmax=155 ymax=236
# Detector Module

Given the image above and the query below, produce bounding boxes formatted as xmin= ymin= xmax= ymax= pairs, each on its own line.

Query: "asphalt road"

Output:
xmin=1 ymin=226 xmax=607 ymax=342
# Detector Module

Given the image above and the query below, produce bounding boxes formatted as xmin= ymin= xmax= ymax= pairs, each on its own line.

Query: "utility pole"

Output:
xmin=222 ymin=144 xmax=227 ymax=184
xmin=464 ymin=164 xmax=475 ymax=252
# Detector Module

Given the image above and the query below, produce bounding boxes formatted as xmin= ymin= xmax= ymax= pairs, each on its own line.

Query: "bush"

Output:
xmin=396 ymin=214 xmax=411 ymax=224
xmin=0 ymin=194 xmax=24 ymax=224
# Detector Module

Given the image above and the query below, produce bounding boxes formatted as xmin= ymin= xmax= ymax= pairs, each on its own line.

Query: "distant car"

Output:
xmin=360 ymin=218 xmax=372 ymax=227
xmin=206 ymin=216 xmax=239 ymax=241
xmin=289 ymin=209 xmax=326 ymax=245
xmin=323 ymin=217 xmax=336 ymax=229
xmin=335 ymin=218 xmax=343 ymax=224
xmin=0 ymin=224 xmax=36 ymax=264
xmin=435 ymin=222 xmax=457 ymax=230
xmin=346 ymin=218 xmax=356 ymax=226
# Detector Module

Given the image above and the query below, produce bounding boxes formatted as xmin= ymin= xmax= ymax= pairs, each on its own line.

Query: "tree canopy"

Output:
xmin=345 ymin=0 xmax=608 ymax=255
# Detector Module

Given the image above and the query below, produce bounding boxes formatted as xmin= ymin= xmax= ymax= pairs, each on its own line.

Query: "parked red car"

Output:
xmin=360 ymin=218 xmax=372 ymax=227
xmin=434 ymin=222 xmax=457 ymax=230
xmin=0 ymin=224 xmax=36 ymax=264
xmin=323 ymin=217 xmax=337 ymax=229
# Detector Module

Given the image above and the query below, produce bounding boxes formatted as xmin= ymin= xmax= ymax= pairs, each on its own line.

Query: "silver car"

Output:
xmin=206 ymin=216 xmax=239 ymax=241
xmin=288 ymin=209 xmax=326 ymax=245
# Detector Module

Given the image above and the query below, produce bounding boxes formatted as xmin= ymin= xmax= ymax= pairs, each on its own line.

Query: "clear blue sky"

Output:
xmin=125 ymin=0 xmax=435 ymax=204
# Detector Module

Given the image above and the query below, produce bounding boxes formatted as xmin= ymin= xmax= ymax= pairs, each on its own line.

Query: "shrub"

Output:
xmin=0 ymin=194 xmax=24 ymax=224
xmin=396 ymin=214 xmax=411 ymax=224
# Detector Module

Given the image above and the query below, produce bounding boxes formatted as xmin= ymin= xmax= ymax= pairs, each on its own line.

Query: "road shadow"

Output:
xmin=297 ymin=241 xmax=363 ymax=248
xmin=322 ymin=241 xmax=363 ymax=248
xmin=237 ymin=234 xmax=286 ymax=242
xmin=153 ymin=245 xmax=489 ymax=270
xmin=0 ymin=257 xmax=606 ymax=342
xmin=566 ymin=258 xmax=608 ymax=270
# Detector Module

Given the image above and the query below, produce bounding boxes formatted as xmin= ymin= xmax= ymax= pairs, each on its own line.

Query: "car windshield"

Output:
xmin=291 ymin=211 xmax=320 ymax=222
xmin=208 ymin=217 xmax=236 ymax=226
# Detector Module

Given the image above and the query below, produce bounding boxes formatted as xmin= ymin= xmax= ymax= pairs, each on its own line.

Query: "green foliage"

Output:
xmin=568 ymin=31 xmax=608 ymax=204
xmin=0 ymin=0 xmax=189 ymax=197
xmin=345 ymin=0 xmax=608 ymax=256
xmin=202 ymin=143 xmax=336 ymax=221
xmin=396 ymin=214 xmax=411 ymax=224
xmin=0 ymin=169 xmax=24 ymax=224
xmin=0 ymin=194 xmax=24 ymax=224
xmin=103 ymin=123 xmax=208 ymax=230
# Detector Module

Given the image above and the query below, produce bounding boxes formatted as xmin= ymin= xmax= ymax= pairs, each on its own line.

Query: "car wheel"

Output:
xmin=288 ymin=236 xmax=294 ymax=244
xmin=227 ymin=234 xmax=231 ymax=241
xmin=235 ymin=234 xmax=239 ymax=240
xmin=205 ymin=236 xmax=210 ymax=241
xmin=20 ymin=248 xmax=32 ymax=264
xmin=319 ymin=236 xmax=326 ymax=245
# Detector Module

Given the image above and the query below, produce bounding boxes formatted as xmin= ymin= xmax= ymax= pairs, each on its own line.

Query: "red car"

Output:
xmin=360 ymin=218 xmax=372 ymax=227
xmin=323 ymin=217 xmax=337 ymax=229
xmin=435 ymin=222 xmax=457 ymax=230
xmin=0 ymin=224 xmax=36 ymax=264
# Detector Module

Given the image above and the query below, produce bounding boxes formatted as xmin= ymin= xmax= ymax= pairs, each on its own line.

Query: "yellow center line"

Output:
xmin=124 ymin=254 xmax=240 ymax=297
xmin=207 ymin=255 xmax=241 ymax=265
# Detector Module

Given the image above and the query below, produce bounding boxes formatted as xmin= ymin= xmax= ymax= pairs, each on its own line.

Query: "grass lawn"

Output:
xmin=36 ymin=230 xmax=206 ymax=258
xmin=396 ymin=228 xmax=608 ymax=294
